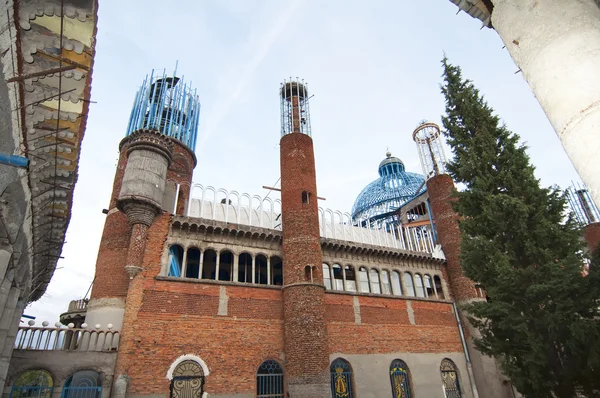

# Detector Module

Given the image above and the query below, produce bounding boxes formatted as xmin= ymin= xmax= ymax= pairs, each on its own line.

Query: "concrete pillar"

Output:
xmin=181 ymin=248 xmax=188 ymax=278
xmin=491 ymin=0 xmax=600 ymax=205
xmin=199 ymin=251 xmax=204 ymax=279
xmin=233 ymin=252 xmax=239 ymax=283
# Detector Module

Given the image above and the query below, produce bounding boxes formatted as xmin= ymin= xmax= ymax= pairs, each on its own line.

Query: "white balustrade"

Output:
xmin=186 ymin=184 xmax=439 ymax=256
xmin=15 ymin=324 xmax=119 ymax=352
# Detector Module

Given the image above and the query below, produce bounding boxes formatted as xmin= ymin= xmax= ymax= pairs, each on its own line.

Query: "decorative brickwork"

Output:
xmin=584 ymin=222 xmax=600 ymax=253
xmin=426 ymin=174 xmax=478 ymax=303
xmin=280 ymin=131 xmax=330 ymax=396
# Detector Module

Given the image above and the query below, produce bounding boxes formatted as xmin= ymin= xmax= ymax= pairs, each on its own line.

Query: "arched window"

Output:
xmin=381 ymin=270 xmax=391 ymax=295
xmin=404 ymin=273 xmax=415 ymax=297
xmin=424 ymin=275 xmax=434 ymax=297
xmin=201 ymin=249 xmax=217 ymax=279
xmin=332 ymin=264 xmax=344 ymax=290
xmin=170 ymin=360 xmax=205 ymax=398
xmin=186 ymin=248 xmax=200 ymax=278
xmin=414 ymin=274 xmax=425 ymax=298
xmin=219 ymin=250 xmax=233 ymax=281
xmin=440 ymin=359 xmax=461 ymax=398
xmin=344 ymin=265 xmax=357 ymax=292
xmin=358 ymin=267 xmax=370 ymax=293
xmin=10 ymin=370 xmax=53 ymax=398
xmin=271 ymin=256 xmax=283 ymax=285
xmin=330 ymin=358 xmax=354 ymax=398
xmin=323 ymin=263 xmax=332 ymax=289
xmin=238 ymin=253 xmax=252 ymax=283
xmin=370 ymin=269 xmax=381 ymax=294
xmin=168 ymin=245 xmax=184 ymax=277
xmin=62 ymin=370 xmax=101 ymax=398
xmin=391 ymin=271 xmax=402 ymax=296
xmin=434 ymin=275 xmax=445 ymax=299
xmin=255 ymin=255 xmax=268 ymax=284
xmin=256 ymin=360 xmax=284 ymax=398
xmin=390 ymin=359 xmax=412 ymax=398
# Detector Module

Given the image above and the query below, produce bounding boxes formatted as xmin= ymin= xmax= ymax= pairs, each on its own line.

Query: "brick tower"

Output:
xmin=279 ymin=79 xmax=330 ymax=397
xmin=413 ymin=122 xmax=514 ymax=398
xmin=85 ymin=69 xmax=199 ymax=393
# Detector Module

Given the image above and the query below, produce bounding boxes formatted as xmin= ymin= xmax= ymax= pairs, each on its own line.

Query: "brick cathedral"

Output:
xmin=8 ymin=70 xmax=535 ymax=398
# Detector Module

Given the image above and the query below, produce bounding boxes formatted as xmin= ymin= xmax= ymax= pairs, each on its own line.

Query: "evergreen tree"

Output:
xmin=440 ymin=58 xmax=600 ymax=398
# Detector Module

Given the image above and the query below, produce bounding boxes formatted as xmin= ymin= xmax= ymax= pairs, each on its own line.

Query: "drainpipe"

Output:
xmin=453 ymin=302 xmax=480 ymax=398
xmin=0 ymin=153 xmax=28 ymax=168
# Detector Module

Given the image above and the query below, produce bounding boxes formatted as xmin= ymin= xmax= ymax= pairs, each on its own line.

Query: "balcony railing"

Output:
xmin=67 ymin=299 xmax=88 ymax=312
xmin=15 ymin=323 xmax=119 ymax=352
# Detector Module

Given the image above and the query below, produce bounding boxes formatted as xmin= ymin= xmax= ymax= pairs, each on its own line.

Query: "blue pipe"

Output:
xmin=0 ymin=153 xmax=28 ymax=168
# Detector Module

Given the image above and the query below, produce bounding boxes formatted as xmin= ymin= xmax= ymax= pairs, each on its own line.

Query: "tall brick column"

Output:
xmin=583 ymin=222 xmax=600 ymax=253
xmin=426 ymin=174 xmax=478 ymax=303
xmin=280 ymin=80 xmax=330 ymax=397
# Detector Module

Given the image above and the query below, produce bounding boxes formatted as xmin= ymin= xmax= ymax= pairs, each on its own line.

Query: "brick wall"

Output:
xmin=325 ymin=294 xmax=464 ymax=354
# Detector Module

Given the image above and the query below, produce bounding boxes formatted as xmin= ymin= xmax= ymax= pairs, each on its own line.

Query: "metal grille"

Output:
xmin=330 ymin=358 xmax=354 ymax=398
xmin=62 ymin=370 xmax=102 ymax=398
xmin=390 ymin=359 xmax=412 ymax=398
xmin=441 ymin=359 xmax=461 ymax=398
xmin=61 ymin=386 xmax=101 ymax=398
xmin=257 ymin=360 xmax=284 ymax=398
xmin=170 ymin=376 xmax=204 ymax=398
xmin=10 ymin=370 xmax=53 ymax=398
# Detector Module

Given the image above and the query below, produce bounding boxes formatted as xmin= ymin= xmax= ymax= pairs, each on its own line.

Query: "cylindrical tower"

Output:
xmin=86 ymin=68 xmax=199 ymax=331
xmin=566 ymin=183 xmax=600 ymax=252
xmin=413 ymin=121 xmax=514 ymax=398
xmin=279 ymin=79 xmax=330 ymax=397
xmin=413 ymin=122 xmax=476 ymax=302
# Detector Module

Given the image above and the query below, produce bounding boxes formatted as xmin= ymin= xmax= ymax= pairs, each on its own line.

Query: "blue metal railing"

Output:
xmin=256 ymin=374 xmax=284 ymax=398
xmin=126 ymin=66 xmax=200 ymax=152
xmin=61 ymin=386 xmax=101 ymax=398
xmin=10 ymin=386 xmax=53 ymax=398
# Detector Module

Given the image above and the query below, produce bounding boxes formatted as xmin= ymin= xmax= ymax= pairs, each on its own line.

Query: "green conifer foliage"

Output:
xmin=440 ymin=58 xmax=600 ymax=398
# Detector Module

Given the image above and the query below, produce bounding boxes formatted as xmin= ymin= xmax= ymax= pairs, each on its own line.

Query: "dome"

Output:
xmin=351 ymin=152 xmax=426 ymax=223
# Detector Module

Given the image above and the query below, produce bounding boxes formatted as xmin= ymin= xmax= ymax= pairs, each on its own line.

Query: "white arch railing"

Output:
xmin=187 ymin=185 xmax=436 ymax=255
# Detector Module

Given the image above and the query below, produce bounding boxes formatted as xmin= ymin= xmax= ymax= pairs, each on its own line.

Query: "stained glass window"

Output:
xmin=10 ymin=370 xmax=53 ymax=398
xmin=330 ymin=358 xmax=354 ymax=398
xmin=390 ymin=359 xmax=412 ymax=398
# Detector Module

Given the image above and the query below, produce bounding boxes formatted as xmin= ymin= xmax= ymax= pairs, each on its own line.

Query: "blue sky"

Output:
xmin=28 ymin=0 xmax=580 ymax=323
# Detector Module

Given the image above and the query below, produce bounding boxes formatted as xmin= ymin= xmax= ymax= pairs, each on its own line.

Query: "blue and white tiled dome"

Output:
xmin=351 ymin=152 xmax=426 ymax=224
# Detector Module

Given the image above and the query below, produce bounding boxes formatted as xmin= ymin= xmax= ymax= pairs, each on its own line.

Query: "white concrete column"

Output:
xmin=233 ymin=253 xmax=239 ymax=282
xmin=266 ymin=257 xmax=271 ymax=285
xmin=251 ymin=256 xmax=256 ymax=284
xmin=215 ymin=251 xmax=220 ymax=281
xmin=492 ymin=0 xmax=600 ymax=204
xmin=181 ymin=248 xmax=188 ymax=278
xmin=198 ymin=251 xmax=204 ymax=279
